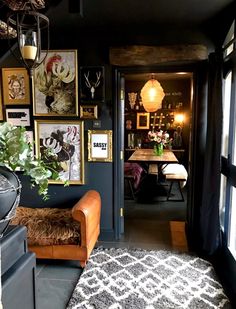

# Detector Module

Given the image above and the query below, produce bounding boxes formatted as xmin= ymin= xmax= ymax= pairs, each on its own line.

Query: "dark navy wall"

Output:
xmin=0 ymin=22 xmax=219 ymax=240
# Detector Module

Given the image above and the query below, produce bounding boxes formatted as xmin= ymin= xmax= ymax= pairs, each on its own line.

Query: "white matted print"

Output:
xmin=34 ymin=120 xmax=84 ymax=184
xmin=6 ymin=108 xmax=30 ymax=126
xmin=88 ymin=130 xmax=112 ymax=162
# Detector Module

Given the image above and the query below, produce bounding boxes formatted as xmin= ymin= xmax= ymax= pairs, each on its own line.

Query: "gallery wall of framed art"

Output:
xmin=0 ymin=50 xmax=111 ymax=196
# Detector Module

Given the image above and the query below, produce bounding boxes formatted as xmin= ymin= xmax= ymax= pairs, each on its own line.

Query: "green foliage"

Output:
xmin=0 ymin=122 xmax=59 ymax=200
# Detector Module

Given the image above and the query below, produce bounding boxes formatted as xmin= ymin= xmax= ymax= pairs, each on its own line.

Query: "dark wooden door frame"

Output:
xmin=113 ymin=63 xmax=206 ymax=241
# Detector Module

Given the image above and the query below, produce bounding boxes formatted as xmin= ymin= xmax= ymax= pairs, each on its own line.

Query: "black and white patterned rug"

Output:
xmin=66 ymin=248 xmax=231 ymax=309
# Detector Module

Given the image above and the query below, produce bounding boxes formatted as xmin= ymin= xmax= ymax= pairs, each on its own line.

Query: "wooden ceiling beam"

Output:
xmin=109 ymin=45 xmax=208 ymax=66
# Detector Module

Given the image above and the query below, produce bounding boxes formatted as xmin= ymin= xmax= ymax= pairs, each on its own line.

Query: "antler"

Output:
xmin=94 ymin=71 xmax=101 ymax=88
xmin=83 ymin=71 xmax=102 ymax=98
xmin=84 ymin=72 xmax=91 ymax=88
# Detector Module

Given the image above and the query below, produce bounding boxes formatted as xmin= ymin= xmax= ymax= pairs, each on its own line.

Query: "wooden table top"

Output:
xmin=128 ymin=148 xmax=178 ymax=164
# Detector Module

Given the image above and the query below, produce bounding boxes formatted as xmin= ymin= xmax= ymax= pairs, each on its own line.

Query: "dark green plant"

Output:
xmin=0 ymin=122 xmax=59 ymax=200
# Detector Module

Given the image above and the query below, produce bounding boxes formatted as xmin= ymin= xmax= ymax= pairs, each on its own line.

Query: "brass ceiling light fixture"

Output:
xmin=6 ymin=0 xmax=49 ymax=77
xmin=140 ymin=74 xmax=165 ymax=113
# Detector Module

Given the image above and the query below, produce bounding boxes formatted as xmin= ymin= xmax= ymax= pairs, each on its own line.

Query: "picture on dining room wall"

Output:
xmin=80 ymin=66 xmax=104 ymax=101
xmin=136 ymin=112 xmax=150 ymax=129
xmin=34 ymin=120 xmax=85 ymax=184
xmin=1 ymin=68 xmax=30 ymax=105
xmin=33 ymin=50 xmax=78 ymax=116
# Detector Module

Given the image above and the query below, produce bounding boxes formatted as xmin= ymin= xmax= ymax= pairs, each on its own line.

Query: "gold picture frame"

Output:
xmin=1 ymin=68 xmax=30 ymax=105
xmin=0 ymin=83 xmax=3 ymax=121
xmin=80 ymin=105 xmax=98 ymax=119
xmin=88 ymin=130 xmax=112 ymax=162
xmin=34 ymin=119 xmax=85 ymax=184
xmin=33 ymin=49 xmax=78 ymax=116
xmin=136 ymin=112 xmax=150 ymax=129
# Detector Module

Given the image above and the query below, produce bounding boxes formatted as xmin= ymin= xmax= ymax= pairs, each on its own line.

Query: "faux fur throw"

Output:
xmin=11 ymin=207 xmax=81 ymax=246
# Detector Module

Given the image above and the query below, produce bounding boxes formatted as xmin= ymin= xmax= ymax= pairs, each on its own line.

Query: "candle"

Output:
xmin=21 ymin=45 xmax=37 ymax=60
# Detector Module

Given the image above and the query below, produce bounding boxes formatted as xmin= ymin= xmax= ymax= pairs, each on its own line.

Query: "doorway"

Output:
xmin=114 ymin=67 xmax=193 ymax=250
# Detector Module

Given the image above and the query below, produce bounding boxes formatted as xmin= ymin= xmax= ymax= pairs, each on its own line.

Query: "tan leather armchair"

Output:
xmin=11 ymin=190 xmax=101 ymax=267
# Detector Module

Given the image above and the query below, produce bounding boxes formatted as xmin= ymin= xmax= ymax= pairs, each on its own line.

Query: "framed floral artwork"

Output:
xmin=88 ymin=130 xmax=112 ymax=162
xmin=34 ymin=120 xmax=85 ymax=184
xmin=33 ymin=50 xmax=78 ymax=116
xmin=80 ymin=66 xmax=104 ymax=102
xmin=1 ymin=68 xmax=30 ymax=105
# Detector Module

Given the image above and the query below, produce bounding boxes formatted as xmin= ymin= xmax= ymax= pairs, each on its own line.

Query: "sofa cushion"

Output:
xmin=162 ymin=164 xmax=188 ymax=188
xmin=11 ymin=207 xmax=81 ymax=246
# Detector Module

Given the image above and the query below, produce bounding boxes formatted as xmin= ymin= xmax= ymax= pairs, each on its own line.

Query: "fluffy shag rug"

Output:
xmin=67 ymin=247 xmax=231 ymax=309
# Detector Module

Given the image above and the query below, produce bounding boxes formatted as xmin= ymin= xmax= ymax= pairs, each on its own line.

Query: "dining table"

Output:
xmin=128 ymin=148 xmax=178 ymax=180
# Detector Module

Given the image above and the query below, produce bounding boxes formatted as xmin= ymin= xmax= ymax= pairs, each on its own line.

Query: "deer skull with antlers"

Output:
xmin=84 ymin=71 xmax=101 ymax=99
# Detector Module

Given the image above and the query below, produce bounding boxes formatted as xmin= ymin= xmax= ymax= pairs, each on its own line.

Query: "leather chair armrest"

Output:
xmin=71 ymin=190 xmax=101 ymax=247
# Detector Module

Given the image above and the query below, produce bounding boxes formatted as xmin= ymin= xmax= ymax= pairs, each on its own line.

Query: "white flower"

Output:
xmin=148 ymin=130 xmax=170 ymax=146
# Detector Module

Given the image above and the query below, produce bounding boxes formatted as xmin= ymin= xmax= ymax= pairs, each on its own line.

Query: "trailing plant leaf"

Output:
xmin=0 ymin=122 xmax=60 ymax=200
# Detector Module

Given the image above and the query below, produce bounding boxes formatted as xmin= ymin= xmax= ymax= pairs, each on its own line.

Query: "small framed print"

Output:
xmin=6 ymin=108 xmax=30 ymax=126
xmin=1 ymin=68 xmax=30 ymax=105
xmin=80 ymin=105 xmax=98 ymax=119
xmin=80 ymin=66 xmax=104 ymax=101
xmin=88 ymin=130 xmax=112 ymax=162
xmin=136 ymin=112 xmax=150 ymax=129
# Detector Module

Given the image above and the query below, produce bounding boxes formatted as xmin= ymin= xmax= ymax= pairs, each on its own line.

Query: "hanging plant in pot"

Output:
xmin=0 ymin=122 xmax=60 ymax=235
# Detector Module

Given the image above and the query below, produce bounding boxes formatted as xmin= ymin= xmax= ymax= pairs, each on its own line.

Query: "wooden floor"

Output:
xmin=169 ymin=221 xmax=188 ymax=251
xmin=123 ymin=218 xmax=188 ymax=251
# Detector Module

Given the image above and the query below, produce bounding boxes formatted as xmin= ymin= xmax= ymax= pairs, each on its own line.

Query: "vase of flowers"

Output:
xmin=148 ymin=130 xmax=171 ymax=156
xmin=153 ymin=142 xmax=164 ymax=156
